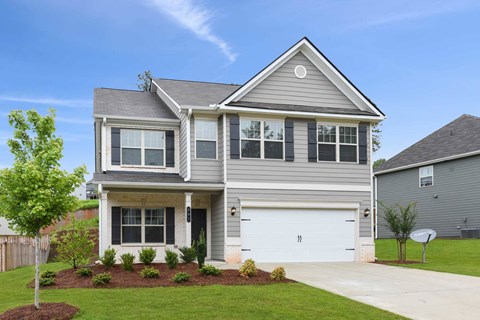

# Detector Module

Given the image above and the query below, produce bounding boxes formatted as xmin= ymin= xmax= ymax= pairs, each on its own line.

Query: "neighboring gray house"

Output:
xmin=0 ymin=217 xmax=17 ymax=235
xmin=72 ymin=184 xmax=87 ymax=200
xmin=92 ymin=37 xmax=385 ymax=263
xmin=375 ymin=114 xmax=480 ymax=238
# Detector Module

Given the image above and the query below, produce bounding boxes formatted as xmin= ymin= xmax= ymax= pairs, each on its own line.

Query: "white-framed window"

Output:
xmin=240 ymin=119 xmax=284 ymax=159
xmin=121 ymin=129 xmax=165 ymax=167
xmin=121 ymin=208 xmax=165 ymax=244
xmin=419 ymin=165 xmax=434 ymax=187
xmin=195 ymin=119 xmax=217 ymax=159
xmin=317 ymin=124 xmax=358 ymax=163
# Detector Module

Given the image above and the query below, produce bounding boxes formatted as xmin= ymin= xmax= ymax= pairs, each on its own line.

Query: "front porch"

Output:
xmin=98 ymin=190 xmax=225 ymax=262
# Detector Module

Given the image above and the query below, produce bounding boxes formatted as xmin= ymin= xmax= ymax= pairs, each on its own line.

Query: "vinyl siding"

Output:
xmin=211 ymin=191 xmax=225 ymax=260
xmin=190 ymin=115 xmax=223 ymax=182
xmin=226 ymin=116 xmax=371 ymax=185
xmin=238 ymin=51 xmax=358 ymax=110
xmin=227 ymin=188 xmax=372 ymax=238
xmin=376 ymin=155 xmax=480 ymax=238
xmin=155 ymin=88 xmax=188 ymax=179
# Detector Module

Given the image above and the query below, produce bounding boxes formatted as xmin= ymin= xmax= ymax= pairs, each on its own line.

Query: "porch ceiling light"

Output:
xmin=363 ymin=208 xmax=370 ymax=218
xmin=230 ymin=206 xmax=236 ymax=216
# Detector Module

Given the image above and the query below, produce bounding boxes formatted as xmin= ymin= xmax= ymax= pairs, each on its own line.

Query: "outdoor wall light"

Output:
xmin=363 ymin=208 xmax=371 ymax=218
xmin=230 ymin=206 xmax=237 ymax=216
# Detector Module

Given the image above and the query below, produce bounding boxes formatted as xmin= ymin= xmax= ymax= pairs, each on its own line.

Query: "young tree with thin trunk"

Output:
xmin=0 ymin=109 xmax=86 ymax=309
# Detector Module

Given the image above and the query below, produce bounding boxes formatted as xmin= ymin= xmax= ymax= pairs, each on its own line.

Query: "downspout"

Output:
xmin=185 ymin=108 xmax=193 ymax=181
xmin=101 ymin=117 xmax=107 ymax=173
xmin=98 ymin=183 xmax=103 ymax=255
xmin=374 ymin=175 xmax=378 ymax=239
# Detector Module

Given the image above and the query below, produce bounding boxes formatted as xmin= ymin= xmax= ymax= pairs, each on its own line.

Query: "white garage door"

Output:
xmin=241 ymin=208 xmax=356 ymax=262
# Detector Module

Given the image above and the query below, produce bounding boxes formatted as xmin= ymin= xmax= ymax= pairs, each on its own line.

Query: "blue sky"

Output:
xmin=1 ymin=0 xmax=480 ymax=180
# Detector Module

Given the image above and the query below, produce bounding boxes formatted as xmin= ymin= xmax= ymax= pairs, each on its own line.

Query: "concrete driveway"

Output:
xmin=257 ymin=262 xmax=480 ymax=320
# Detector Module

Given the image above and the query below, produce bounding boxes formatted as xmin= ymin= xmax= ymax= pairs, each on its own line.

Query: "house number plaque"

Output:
xmin=187 ymin=206 xmax=191 ymax=223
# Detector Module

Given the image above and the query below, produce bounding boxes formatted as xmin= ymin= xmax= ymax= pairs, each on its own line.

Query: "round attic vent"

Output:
xmin=294 ymin=65 xmax=307 ymax=79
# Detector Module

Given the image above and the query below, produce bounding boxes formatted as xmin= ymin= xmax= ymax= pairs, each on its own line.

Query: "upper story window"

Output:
xmin=121 ymin=129 xmax=165 ymax=167
xmin=317 ymin=124 xmax=357 ymax=163
xmin=195 ymin=119 xmax=217 ymax=159
xmin=419 ymin=165 xmax=434 ymax=187
xmin=121 ymin=208 xmax=164 ymax=244
xmin=241 ymin=119 xmax=284 ymax=159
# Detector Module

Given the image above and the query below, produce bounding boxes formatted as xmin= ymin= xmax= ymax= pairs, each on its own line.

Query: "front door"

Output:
xmin=191 ymin=209 xmax=207 ymax=254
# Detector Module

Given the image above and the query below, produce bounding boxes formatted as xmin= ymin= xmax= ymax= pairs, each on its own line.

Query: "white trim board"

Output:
xmin=239 ymin=199 xmax=361 ymax=209
xmin=227 ymin=181 xmax=371 ymax=192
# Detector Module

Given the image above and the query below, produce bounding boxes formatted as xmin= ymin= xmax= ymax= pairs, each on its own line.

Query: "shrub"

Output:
xmin=139 ymin=247 xmax=156 ymax=265
xmin=270 ymin=267 xmax=286 ymax=281
xmin=239 ymin=259 xmax=257 ymax=278
xmin=41 ymin=270 xmax=57 ymax=279
xmin=76 ymin=267 xmax=93 ymax=277
xmin=165 ymin=249 xmax=179 ymax=270
xmin=179 ymin=246 xmax=197 ymax=264
xmin=196 ymin=229 xmax=206 ymax=268
xmin=39 ymin=277 xmax=55 ymax=287
xmin=100 ymin=248 xmax=116 ymax=268
xmin=92 ymin=272 xmax=112 ymax=286
xmin=172 ymin=272 xmax=191 ymax=283
xmin=120 ymin=253 xmax=135 ymax=272
xmin=140 ymin=266 xmax=160 ymax=278
xmin=198 ymin=264 xmax=221 ymax=276
xmin=55 ymin=215 xmax=96 ymax=269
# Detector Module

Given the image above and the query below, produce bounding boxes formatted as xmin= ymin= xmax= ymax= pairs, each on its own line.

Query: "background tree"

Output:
xmin=373 ymin=158 xmax=386 ymax=169
xmin=372 ymin=123 xmax=382 ymax=153
xmin=137 ymin=70 xmax=152 ymax=92
xmin=0 ymin=109 xmax=86 ymax=309
xmin=380 ymin=202 xmax=417 ymax=262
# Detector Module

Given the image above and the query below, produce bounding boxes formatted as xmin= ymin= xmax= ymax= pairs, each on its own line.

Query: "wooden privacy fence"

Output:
xmin=0 ymin=235 xmax=50 ymax=272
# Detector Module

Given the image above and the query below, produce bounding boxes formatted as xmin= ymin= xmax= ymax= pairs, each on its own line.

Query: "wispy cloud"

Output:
xmin=0 ymin=95 xmax=92 ymax=108
xmin=147 ymin=0 xmax=237 ymax=62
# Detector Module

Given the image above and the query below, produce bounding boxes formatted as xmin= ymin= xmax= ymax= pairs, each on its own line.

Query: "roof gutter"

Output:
xmin=374 ymin=149 xmax=480 ymax=175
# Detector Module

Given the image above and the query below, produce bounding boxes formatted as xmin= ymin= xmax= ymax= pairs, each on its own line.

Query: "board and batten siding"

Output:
xmin=226 ymin=116 xmax=371 ymax=185
xmin=227 ymin=188 xmax=372 ymax=238
xmin=238 ymin=51 xmax=358 ymax=110
xmin=376 ymin=155 xmax=480 ymax=238
xmin=210 ymin=192 xmax=225 ymax=260
xmin=190 ymin=115 xmax=224 ymax=182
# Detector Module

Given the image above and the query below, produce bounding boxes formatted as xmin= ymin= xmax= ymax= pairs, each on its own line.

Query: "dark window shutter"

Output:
xmin=166 ymin=207 xmax=175 ymax=244
xmin=112 ymin=207 xmax=121 ymax=245
xmin=230 ymin=115 xmax=240 ymax=159
xmin=166 ymin=130 xmax=175 ymax=167
xmin=285 ymin=119 xmax=294 ymax=161
xmin=358 ymin=124 xmax=368 ymax=164
xmin=307 ymin=122 xmax=317 ymax=162
xmin=111 ymin=128 xmax=121 ymax=165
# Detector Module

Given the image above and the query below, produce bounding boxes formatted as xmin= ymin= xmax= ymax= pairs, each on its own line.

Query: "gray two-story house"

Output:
xmin=375 ymin=114 xmax=480 ymax=238
xmin=92 ymin=37 xmax=385 ymax=263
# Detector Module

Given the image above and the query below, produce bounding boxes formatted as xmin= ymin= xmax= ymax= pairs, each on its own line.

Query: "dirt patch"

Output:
xmin=374 ymin=260 xmax=422 ymax=265
xmin=0 ymin=303 xmax=79 ymax=320
xmin=32 ymin=263 xmax=293 ymax=289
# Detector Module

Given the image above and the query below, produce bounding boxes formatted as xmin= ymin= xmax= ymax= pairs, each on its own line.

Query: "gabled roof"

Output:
xmin=375 ymin=114 xmax=480 ymax=174
xmin=153 ymin=78 xmax=240 ymax=107
xmin=94 ymin=88 xmax=178 ymax=120
xmin=220 ymin=37 xmax=385 ymax=118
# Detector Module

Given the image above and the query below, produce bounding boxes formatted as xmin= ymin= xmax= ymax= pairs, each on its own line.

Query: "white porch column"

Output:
xmin=99 ymin=187 xmax=108 ymax=256
xmin=185 ymin=192 xmax=193 ymax=246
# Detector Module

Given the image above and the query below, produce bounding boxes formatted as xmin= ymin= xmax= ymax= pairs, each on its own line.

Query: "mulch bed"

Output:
xmin=31 ymin=263 xmax=293 ymax=289
xmin=375 ymin=260 xmax=422 ymax=265
xmin=0 ymin=303 xmax=79 ymax=320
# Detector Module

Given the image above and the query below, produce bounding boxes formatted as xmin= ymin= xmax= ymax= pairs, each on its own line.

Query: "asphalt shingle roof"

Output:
xmin=154 ymin=78 xmax=240 ymax=106
xmin=375 ymin=114 xmax=480 ymax=173
xmin=94 ymin=88 xmax=178 ymax=119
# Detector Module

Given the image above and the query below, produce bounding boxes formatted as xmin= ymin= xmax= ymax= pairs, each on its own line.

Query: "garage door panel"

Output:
xmin=241 ymin=208 xmax=355 ymax=262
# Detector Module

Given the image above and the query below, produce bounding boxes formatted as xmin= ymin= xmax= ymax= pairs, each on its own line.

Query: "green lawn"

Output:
xmin=75 ymin=199 xmax=99 ymax=211
xmin=0 ymin=263 xmax=405 ymax=320
xmin=376 ymin=238 xmax=480 ymax=277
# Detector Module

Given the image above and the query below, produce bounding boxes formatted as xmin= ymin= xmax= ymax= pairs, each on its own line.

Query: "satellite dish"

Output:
xmin=410 ymin=229 xmax=437 ymax=243
xmin=410 ymin=229 xmax=437 ymax=263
